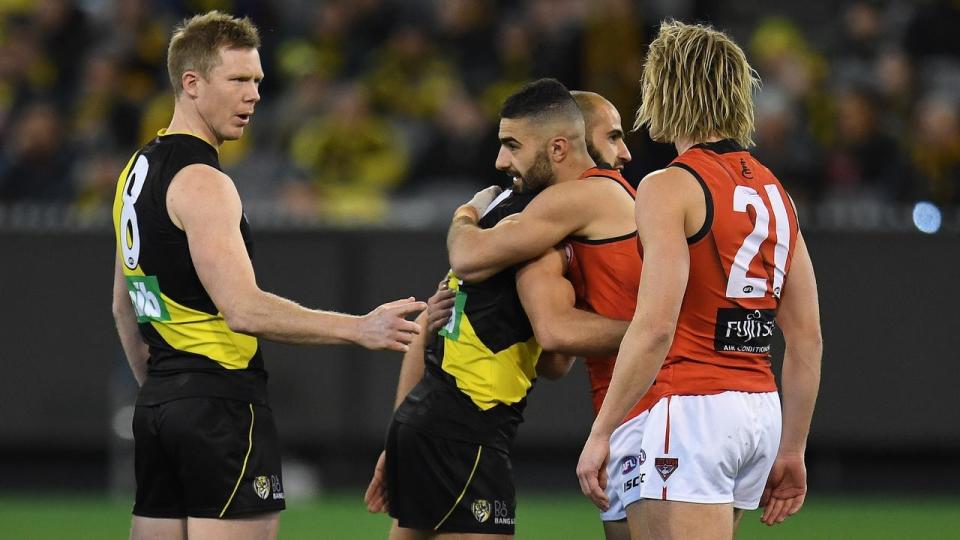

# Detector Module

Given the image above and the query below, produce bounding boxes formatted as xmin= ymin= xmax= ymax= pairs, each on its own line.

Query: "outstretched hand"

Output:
xmin=358 ymin=298 xmax=427 ymax=352
xmin=760 ymin=453 xmax=807 ymax=526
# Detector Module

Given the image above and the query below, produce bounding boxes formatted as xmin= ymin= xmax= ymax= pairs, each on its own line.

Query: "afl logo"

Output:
xmin=621 ymin=451 xmax=646 ymax=475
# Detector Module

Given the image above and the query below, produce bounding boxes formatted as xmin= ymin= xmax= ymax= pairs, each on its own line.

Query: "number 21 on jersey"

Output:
xmin=726 ymin=184 xmax=791 ymax=299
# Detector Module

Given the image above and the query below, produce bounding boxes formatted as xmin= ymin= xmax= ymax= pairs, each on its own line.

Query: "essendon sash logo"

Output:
xmin=714 ymin=308 xmax=776 ymax=354
xmin=655 ymin=457 xmax=678 ymax=481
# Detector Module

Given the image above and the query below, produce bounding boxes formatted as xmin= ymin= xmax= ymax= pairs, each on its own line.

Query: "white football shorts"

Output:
xmin=612 ymin=391 xmax=781 ymax=511
xmin=601 ymin=410 xmax=649 ymax=521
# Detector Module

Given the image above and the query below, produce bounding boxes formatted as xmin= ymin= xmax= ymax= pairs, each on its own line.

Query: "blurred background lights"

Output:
xmin=912 ymin=201 xmax=941 ymax=234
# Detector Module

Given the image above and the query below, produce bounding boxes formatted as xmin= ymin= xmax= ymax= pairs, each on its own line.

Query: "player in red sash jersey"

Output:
xmin=577 ymin=21 xmax=823 ymax=540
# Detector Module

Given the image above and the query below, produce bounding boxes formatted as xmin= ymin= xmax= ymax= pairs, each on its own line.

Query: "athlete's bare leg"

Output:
xmin=130 ymin=516 xmax=187 ymax=540
xmin=732 ymin=508 xmax=745 ymax=539
xmin=603 ymin=518 xmax=631 ymax=540
xmin=389 ymin=522 xmax=430 ymax=540
xmin=187 ymin=512 xmax=280 ymax=540
xmin=389 ymin=523 xmax=512 ymax=540
xmin=628 ymin=500 xmax=734 ymax=540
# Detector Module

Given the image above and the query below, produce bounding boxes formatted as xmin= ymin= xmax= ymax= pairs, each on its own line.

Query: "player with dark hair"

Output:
xmin=111 ymin=11 xmax=425 ymax=540
xmin=377 ymin=78 xmax=635 ymax=540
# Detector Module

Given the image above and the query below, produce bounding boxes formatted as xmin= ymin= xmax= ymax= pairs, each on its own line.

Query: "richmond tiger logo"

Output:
xmin=472 ymin=499 xmax=491 ymax=523
xmin=253 ymin=475 xmax=270 ymax=500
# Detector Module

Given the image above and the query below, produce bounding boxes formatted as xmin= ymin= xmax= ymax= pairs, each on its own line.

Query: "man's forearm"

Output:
xmin=540 ymin=309 xmax=629 ymax=357
xmin=114 ymin=308 xmax=149 ymax=386
xmin=778 ymin=341 xmax=822 ymax=454
xmin=446 ymin=206 xmax=486 ymax=279
xmin=227 ymin=290 xmax=362 ymax=346
xmin=394 ymin=312 xmax=429 ymax=408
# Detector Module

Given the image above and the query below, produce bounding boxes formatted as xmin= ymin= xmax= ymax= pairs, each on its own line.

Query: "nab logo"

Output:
xmin=125 ymin=275 xmax=170 ymax=322
xmin=472 ymin=499 xmax=491 ymax=523
xmin=740 ymin=158 xmax=753 ymax=179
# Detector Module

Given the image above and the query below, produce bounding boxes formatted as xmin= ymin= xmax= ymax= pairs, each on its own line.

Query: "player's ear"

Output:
xmin=549 ymin=137 xmax=569 ymax=162
xmin=182 ymin=70 xmax=201 ymax=99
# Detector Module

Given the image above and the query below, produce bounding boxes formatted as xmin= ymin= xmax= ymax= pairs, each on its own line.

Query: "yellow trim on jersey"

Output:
xmin=433 ymin=445 xmax=483 ymax=530
xmin=442 ymin=312 xmax=541 ymax=411
xmin=112 ymin=152 xmax=138 ymax=259
xmin=220 ymin=403 xmax=255 ymax=518
xmin=156 ymin=128 xmax=218 ymax=153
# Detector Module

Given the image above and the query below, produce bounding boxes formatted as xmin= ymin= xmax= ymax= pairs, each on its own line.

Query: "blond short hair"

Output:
xmin=167 ymin=11 xmax=260 ymax=96
xmin=634 ymin=21 xmax=760 ymax=147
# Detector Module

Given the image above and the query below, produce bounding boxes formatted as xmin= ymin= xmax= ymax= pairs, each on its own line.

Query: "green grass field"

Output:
xmin=3 ymin=493 xmax=959 ymax=539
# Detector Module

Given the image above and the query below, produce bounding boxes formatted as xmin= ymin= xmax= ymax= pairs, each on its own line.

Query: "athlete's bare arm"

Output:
xmin=516 ymin=248 xmax=629 ymax=359
xmin=365 ymin=285 xmax=456 ymax=514
xmin=577 ymin=167 xmax=701 ymax=509
xmin=112 ymin=257 xmax=149 ymax=385
xmin=448 ymin=179 xmax=630 ymax=282
xmin=760 ymin=232 xmax=822 ymax=526
xmin=166 ymin=164 xmax=425 ymax=351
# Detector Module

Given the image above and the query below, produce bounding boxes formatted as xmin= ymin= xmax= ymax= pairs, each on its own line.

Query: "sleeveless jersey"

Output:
xmin=112 ymin=130 xmax=267 ymax=405
xmin=566 ymin=168 xmax=655 ymax=423
xmin=394 ymin=189 xmax=542 ymax=451
xmin=643 ymin=139 xmax=799 ymax=398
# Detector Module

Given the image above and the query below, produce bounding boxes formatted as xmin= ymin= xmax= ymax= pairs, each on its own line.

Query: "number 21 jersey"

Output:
xmin=643 ymin=139 xmax=799 ymax=398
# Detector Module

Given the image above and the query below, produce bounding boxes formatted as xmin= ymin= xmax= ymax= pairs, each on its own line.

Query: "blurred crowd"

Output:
xmin=0 ymin=0 xmax=958 ymax=225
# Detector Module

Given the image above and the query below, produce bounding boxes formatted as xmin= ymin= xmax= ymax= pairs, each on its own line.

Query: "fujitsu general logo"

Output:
xmin=715 ymin=308 xmax=776 ymax=354
xmin=726 ymin=310 xmax=775 ymax=342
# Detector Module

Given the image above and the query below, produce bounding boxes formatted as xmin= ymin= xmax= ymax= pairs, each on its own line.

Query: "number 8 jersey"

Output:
xmin=112 ymin=131 xmax=267 ymax=406
xmin=643 ymin=139 xmax=799 ymax=398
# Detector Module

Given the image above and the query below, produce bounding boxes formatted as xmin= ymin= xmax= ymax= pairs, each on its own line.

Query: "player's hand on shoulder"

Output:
xmin=358 ymin=297 xmax=427 ymax=352
xmin=760 ymin=453 xmax=807 ymax=526
xmin=461 ymin=185 xmax=503 ymax=218
xmin=364 ymin=450 xmax=389 ymax=513
xmin=426 ymin=277 xmax=456 ymax=333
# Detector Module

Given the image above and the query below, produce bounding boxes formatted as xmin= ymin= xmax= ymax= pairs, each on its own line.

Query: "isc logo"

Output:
xmin=126 ymin=275 xmax=170 ymax=322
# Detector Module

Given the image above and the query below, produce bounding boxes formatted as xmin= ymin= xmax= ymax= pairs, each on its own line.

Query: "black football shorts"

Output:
xmin=132 ymin=397 xmax=286 ymax=518
xmin=386 ymin=419 xmax=516 ymax=534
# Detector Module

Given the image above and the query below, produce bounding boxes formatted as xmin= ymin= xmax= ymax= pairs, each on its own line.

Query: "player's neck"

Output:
xmin=558 ymin=153 xmax=596 ymax=183
xmin=675 ymin=135 xmax=723 ymax=155
xmin=167 ymin=102 xmax=221 ymax=149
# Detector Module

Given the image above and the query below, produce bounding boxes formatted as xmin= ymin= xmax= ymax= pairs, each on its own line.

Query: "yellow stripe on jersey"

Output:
xmin=441 ymin=312 xmax=541 ymax=411
xmin=121 ymin=266 xmax=258 ymax=369
xmin=151 ymin=293 xmax=259 ymax=370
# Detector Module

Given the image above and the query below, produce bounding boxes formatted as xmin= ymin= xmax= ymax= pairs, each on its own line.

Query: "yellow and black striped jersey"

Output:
xmin=112 ymin=130 xmax=267 ymax=405
xmin=395 ymin=189 xmax=542 ymax=451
